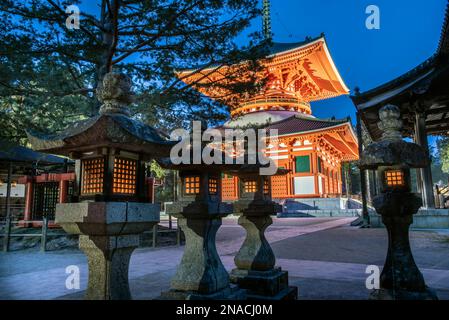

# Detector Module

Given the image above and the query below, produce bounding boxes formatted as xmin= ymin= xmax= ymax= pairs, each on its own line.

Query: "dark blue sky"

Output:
xmin=256 ymin=0 xmax=447 ymax=123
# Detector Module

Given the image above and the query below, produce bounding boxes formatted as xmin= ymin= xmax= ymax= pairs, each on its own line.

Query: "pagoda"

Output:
xmin=177 ymin=0 xmax=359 ymax=200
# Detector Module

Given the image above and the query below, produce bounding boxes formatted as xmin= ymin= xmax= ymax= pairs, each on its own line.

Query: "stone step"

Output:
xmin=277 ymin=209 xmax=361 ymax=218
xmin=281 ymin=197 xmax=366 ymax=210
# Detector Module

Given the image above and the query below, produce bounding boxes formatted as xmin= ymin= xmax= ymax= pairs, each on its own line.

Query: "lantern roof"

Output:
xmin=359 ymin=105 xmax=429 ymax=169
xmin=27 ymin=73 xmax=174 ymax=160
xmin=359 ymin=139 xmax=428 ymax=170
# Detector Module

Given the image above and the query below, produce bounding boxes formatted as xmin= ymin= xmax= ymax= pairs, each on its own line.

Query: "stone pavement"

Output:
xmin=1 ymin=217 xmax=449 ymax=300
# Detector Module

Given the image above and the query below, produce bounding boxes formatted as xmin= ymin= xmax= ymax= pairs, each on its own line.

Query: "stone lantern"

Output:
xmin=27 ymin=73 xmax=173 ymax=300
xmin=157 ymin=155 xmax=246 ymax=300
xmin=228 ymin=164 xmax=298 ymax=300
xmin=359 ymin=104 xmax=438 ymax=300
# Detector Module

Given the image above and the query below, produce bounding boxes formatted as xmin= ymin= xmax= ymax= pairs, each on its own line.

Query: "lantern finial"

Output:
xmin=378 ymin=104 xmax=402 ymax=141
xmin=97 ymin=73 xmax=133 ymax=116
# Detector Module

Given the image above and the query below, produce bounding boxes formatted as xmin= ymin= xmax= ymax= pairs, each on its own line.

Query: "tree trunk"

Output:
xmin=92 ymin=0 xmax=117 ymax=115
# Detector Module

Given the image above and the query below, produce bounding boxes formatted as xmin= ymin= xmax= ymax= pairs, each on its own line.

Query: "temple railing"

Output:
xmin=231 ymin=97 xmax=311 ymax=116
xmin=242 ymin=96 xmax=310 ymax=107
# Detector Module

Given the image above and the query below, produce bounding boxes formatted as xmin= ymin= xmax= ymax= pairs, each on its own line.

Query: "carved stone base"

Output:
xmin=230 ymin=267 xmax=298 ymax=300
xmin=369 ymin=287 xmax=438 ymax=300
xmin=79 ymin=234 xmax=139 ymax=300
xmin=169 ymin=216 xmax=230 ymax=293
xmin=160 ymin=285 xmax=246 ymax=300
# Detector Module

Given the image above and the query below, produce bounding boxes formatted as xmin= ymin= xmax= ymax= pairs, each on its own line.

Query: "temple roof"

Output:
xmin=350 ymin=56 xmax=437 ymax=110
xmin=0 ymin=140 xmax=68 ymax=165
xmin=223 ymin=110 xmax=312 ymax=128
xmin=267 ymin=36 xmax=322 ymax=55
xmin=265 ymin=114 xmax=350 ymax=136
xmin=177 ymin=35 xmax=349 ymax=116
xmin=438 ymin=1 xmax=449 ymax=55
xmin=177 ymin=36 xmax=324 ymax=73
xmin=220 ymin=110 xmax=350 ymax=134
xmin=27 ymin=113 xmax=174 ymax=159
xmin=214 ymin=110 xmax=358 ymax=162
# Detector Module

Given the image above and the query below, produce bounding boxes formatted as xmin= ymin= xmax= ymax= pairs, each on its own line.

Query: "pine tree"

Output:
xmin=0 ymin=0 xmax=267 ymax=142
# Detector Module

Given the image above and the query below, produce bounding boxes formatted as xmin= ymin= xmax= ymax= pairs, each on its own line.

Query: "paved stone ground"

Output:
xmin=1 ymin=217 xmax=449 ymax=300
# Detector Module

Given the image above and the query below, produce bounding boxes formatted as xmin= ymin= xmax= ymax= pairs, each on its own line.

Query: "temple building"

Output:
xmin=177 ymin=1 xmax=359 ymax=200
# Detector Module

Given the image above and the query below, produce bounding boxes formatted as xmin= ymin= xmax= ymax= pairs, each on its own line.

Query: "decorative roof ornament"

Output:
xmin=97 ymin=73 xmax=133 ymax=116
xmin=359 ymin=104 xmax=428 ymax=170
xmin=262 ymin=0 xmax=272 ymax=40
xmin=27 ymin=72 xmax=174 ymax=159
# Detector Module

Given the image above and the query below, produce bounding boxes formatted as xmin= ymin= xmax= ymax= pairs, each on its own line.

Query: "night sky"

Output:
xmin=256 ymin=0 xmax=447 ymax=123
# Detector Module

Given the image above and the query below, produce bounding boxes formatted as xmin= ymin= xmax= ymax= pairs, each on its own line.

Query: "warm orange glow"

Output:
xmin=184 ymin=176 xmax=200 ymax=195
xmin=81 ymin=158 xmax=104 ymax=195
xmin=385 ymin=170 xmax=405 ymax=187
xmin=208 ymin=178 xmax=218 ymax=195
xmin=263 ymin=179 xmax=270 ymax=195
xmin=113 ymin=158 xmax=137 ymax=194
xmin=244 ymin=180 xmax=257 ymax=193
xmin=178 ymin=36 xmax=358 ymax=201
xmin=177 ymin=38 xmax=349 ymax=116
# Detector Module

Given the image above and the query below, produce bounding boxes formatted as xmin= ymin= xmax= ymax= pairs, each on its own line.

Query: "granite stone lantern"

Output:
xmin=27 ymin=73 xmax=173 ymax=300
xmin=229 ymin=164 xmax=298 ymax=300
xmin=359 ymin=104 xmax=438 ymax=300
xmin=158 ymin=156 xmax=246 ymax=300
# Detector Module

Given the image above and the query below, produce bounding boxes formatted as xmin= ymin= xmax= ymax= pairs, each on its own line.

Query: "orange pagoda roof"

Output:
xmin=177 ymin=35 xmax=349 ymax=117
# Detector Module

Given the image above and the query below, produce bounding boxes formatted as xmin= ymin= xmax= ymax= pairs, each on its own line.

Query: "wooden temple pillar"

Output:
xmin=146 ymin=177 xmax=155 ymax=204
xmin=414 ymin=111 xmax=435 ymax=208
xmin=59 ymin=180 xmax=68 ymax=204
xmin=2 ymin=162 xmax=13 ymax=252
xmin=413 ymin=134 xmax=423 ymax=194
xmin=23 ymin=178 xmax=33 ymax=224
xmin=369 ymin=170 xmax=378 ymax=199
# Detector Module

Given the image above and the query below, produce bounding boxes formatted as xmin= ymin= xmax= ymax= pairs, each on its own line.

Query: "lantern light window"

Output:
xmin=184 ymin=176 xmax=200 ymax=194
xmin=208 ymin=178 xmax=218 ymax=195
xmin=385 ymin=170 xmax=405 ymax=187
xmin=81 ymin=158 xmax=105 ymax=195
xmin=113 ymin=157 xmax=137 ymax=194
xmin=263 ymin=179 xmax=270 ymax=195
xmin=244 ymin=180 xmax=257 ymax=193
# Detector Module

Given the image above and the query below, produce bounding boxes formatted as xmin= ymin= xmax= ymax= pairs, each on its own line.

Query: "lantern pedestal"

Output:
xmin=79 ymin=234 xmax=138 ymax=300
xmin=161 ymin=203 xmax=245 ymax=300
xmin=369 ymin=192 xmax=438 ymax=300
xmin=230 ymin=200 xmax=298 ymax=300
xmin=56 ymin=202 xmax=159 ymax=300
xmin=359 ymin=104 xmax=440 ymax=300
